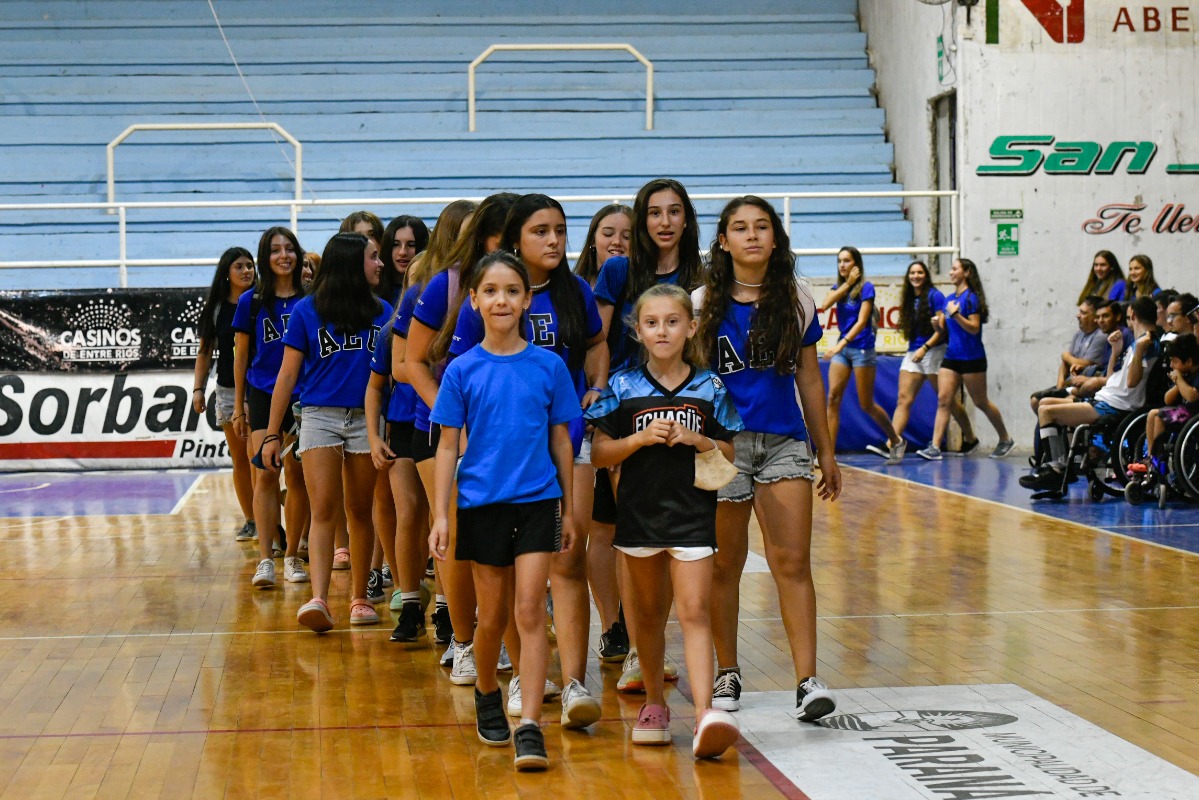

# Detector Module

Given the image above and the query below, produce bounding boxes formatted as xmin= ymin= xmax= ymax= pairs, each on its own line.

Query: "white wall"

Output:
xmin=861 ymin=0 xmax=1199 ymax=447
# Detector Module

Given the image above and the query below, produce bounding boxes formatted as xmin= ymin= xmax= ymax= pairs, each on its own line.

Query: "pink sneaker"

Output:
xmin=332 ymin=547 xmax=351 ymax=570
xmin=692 ymin=708 xmax=740 ymax=759
xmin=631 ymin=703 xmax=671 ymax=745
xmin=297 ymin=598 xmax=334 ymax=633
xmin=349 ymin=598 xmax=379 ymax=626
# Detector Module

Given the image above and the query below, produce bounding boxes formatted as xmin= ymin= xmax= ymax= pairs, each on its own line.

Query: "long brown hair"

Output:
xmin=1076 ymin=249 xmax=1124 ymax=305
xmin=627 ymin=178 xmax=703 ymax=299
xmin=696 ymin=196 xmax=808 ymax=373
xmin=956 ymin=258 xmax=990 ymax=323
xmin=836 ymin=246 xmax=866 ymax=300
xmin=406 ymin=199 xmax=477 ymax=291
xmin=898 ymin=261 xmax=934 ymax=344
xmin=574 ymin=203 xmax=633 ymax=284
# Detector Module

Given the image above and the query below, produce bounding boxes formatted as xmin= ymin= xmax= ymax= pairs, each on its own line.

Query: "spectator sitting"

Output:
xmin=1065 ymin=300 xmax=1128 ymax=398
xmin=1029 ymin=295 xmax=1106 ymax=413
xmin=1139 ymin=332 xmax=1199 ymax=472
xmin=1162 ymin=292 xmax=1197 ymax=344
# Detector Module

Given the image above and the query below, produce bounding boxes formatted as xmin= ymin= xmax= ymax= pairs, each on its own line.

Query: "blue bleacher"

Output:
xmin=0 ymin=0 xmax=916 ymax=290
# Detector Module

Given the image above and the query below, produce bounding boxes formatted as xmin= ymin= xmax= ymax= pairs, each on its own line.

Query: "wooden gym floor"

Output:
xmin=0 ymin=463 xmax=1196 ymax=798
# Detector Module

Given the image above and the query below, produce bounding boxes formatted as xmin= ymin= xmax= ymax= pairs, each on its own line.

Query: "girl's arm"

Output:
xmin=582 ymin=333 xmax=610 ymax=409
xmin=391 ymin=335 xmax=409 ymax=384
xmin=597 ymin=302 xmax=616 ymax=342
xmin=549 ymin=422 xmax=576 ymax=553
xmin=795 ymin=344 xmax=842 ymax=501
xmin=664 ymin=421 xmax=734 ymax=462
xmin=365 ymin=371 xmax=395 ymax=469
xmin=260 ymin=347 xmax=303 ymax=472
xmin=950 ymin=310 xmax=982 ymax=336
xmin=192 ymin=340 xmax=213 ymax=415
xmin=428 ymin=425 xmax=461 ymax=561
xmin=232 ymin=332 xmax=251 ymax=439
xmin=590 ymin=421 xmax=671 ymax=468
xmin=818 ymin=282 xmax=853 ymax=312
xmin=405 ymin=320 xmax=440 ymax=409
xmin=838 ymin=300 xmax=875 ymax=347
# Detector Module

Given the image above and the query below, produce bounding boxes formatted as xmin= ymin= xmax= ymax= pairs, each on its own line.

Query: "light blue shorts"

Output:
xmin=831 ymin=346 xmax=877 ymax=369
xmin=297 ymin=406 xmax=371 ymax=455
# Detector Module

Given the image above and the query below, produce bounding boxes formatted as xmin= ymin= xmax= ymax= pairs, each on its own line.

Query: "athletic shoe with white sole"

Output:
xmin=795 ymin=676 xmax=836 ymax=722
xmin=506 ymin=674 xmax=523 ymax=717
xmin=560 ymin=678 xmax=601 ymax=730
xmin=450 ymin=640 xmax=477 ymax=685
xmin=497 ymin=642 xmax=512 ymax=672
xmin=712 ymin=669 xmax=742 ymax=711
xmin=693 ymin=708 xmax=740 ymax=758
xmin=252 ymin=558 xmax=275 ymax=588
xmin=475 ymin=688 xmax=511 ymax=746
xmin=513 ymin=723 xmax=548 ymax=771
xmin=284 ymin=556 xmax=309 ymax=583
xmin=235 ymin=520 xmax=257 ymax=542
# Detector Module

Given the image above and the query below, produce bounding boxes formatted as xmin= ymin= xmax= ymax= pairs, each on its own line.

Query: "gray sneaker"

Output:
xmin=235 ymin=520 xmax=256 ymax=542
xmin=450 ymin=641 xmax=478 ymax=685
xmin=885 ymin=439 xmax=907 ymax=465
xmin=990 ymin=439 xmax=1016 ymax=459
xmin=917 ymin=445 xmax=943 ymax=461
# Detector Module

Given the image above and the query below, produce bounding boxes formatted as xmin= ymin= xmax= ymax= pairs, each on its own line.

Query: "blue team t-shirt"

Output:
xmin=410 ymin=270 xmax=458 ymax=432
xmin=430 ymin=343 xmax=581 ymax=509
xmin=594 ymin=255 xmax=681 ymax=371
xmin=908 ymin=287 xmax=947 ymax=351
xmin=450 ymin=274 xmax=603 ymax=454
xmin=695 ymin=285 xmax=823 ymax=440
xmin=231 ymin=291 xmax=302 ymax=395
xmin=834 ymin=281 xmax=877 ymax=351
xmin=282 ymin=296 xmax=392 ymax=409
xmin=1107 ymin=280 xmax=1127 ymax=301
xmin=369 ymin=318 xmax=417 ymax=423
xmin=944 ymin=289 xmax=986 ymax=361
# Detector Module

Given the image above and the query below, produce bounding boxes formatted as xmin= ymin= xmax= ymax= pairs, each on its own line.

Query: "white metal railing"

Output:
xmin=468 ymin=44 xmax=654 ymax=132
xmin=0 ymin=190 xmax=960 ymax=287
xmin=106 ymin=122 xmax=303 ymax=231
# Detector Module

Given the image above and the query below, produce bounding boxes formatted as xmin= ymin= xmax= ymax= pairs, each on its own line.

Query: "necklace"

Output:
xmin=531 ymin=278 xmax=551 ymax=291
xmin=733 ymin=278 xmax=763 ymax=288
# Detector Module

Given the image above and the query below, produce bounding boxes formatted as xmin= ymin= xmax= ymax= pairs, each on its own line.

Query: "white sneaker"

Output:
xmin=440 ymin=641 xmax=455 ymax=667
xmin=506 ymin=674 xmax=523 ymax=717
xmin=450 ymin=641 xmax=477 ymax=685
xmin=560 ymin=678 xmax=601 ymax=730
xmin=251 ymin=558 xmax=275 ymax=588
xmin=795 ymin=676 xmax=837 ymax=722
xmin=284 ymin=556 xmax=309 ymax=583
xmin=543 ymin=679 xmax=561 ymax=699
xmin=497 ymin=642 xmax=512 ymax=672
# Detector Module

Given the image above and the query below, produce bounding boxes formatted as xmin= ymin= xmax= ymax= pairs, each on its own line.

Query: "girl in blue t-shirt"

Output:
xmin=232 ymin=226 xmax=310 ymax=588
xmin=594 ymin=178 xmax=704 ymax=373
xmin=885 ymin=260 xmax=977 ymax=455
xmin=407 ymin=193 xmax=517 ymax=679
xmin=450 ymin=194 xmax=607 ymax=728
xmin=262 ymin=233 xmax=392 ymax=632
xmin=192 ymin=246 xmax=256 ymax=543
xmin=693 ymin=196 xmax=843 ymax=724
xmin=1119 ymin=254 xmax=1161 ymax=302
xmin=919 ymin=258 xmax=1014 ymax=460
xmin=429 ymin=251 xmax=579 ymax=771
xmin=819 ymin=246 xmax=903 ymax=460
xmin=588 ymin=283 xmax=743 ymax=759
xmin=1076 ymin=249 xmax=1126 ymax=305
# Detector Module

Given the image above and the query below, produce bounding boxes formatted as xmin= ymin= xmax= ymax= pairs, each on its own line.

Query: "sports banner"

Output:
xmin=0 ymin=288 xmax=233 ymax=470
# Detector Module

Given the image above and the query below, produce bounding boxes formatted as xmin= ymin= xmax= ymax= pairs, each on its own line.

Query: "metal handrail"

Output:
xmin=0 ymin=190 xmax=960 ymax=285
xmin=468 ymin=43 xmax=654 ymax=132
xmin=106 ymin=121 xmax=303 ymax=227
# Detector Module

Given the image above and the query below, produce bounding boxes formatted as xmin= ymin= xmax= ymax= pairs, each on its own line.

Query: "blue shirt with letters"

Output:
xmin=944 ymin=289 xmax=986 ymax=361
xmin=431 ymin=343 xmax=581 ymax=509
xmin=282 ymin=296 xmax=392 ymax=409
xmin=834 ymin=280 xmax=877 ymax=351
xmin=231 ymin=291 xmax=302 ymax=395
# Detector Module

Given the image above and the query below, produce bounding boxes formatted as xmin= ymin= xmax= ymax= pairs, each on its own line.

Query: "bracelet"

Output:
xmin=193 ymin=388 xmax=204 ymax=393
xmin=588 ymin=386 xmax=604 ymax=393
xmin=262 ymin=434 xmax=281 ymax=445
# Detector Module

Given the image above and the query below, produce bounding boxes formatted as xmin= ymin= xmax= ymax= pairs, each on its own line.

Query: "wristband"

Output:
xmin=262 ymin=434 xmax=281 ymax=445
xmin=588 ymin=386 xmax=604 ymax=393
xmin=193 ymin=388 xmax=204 ymax=393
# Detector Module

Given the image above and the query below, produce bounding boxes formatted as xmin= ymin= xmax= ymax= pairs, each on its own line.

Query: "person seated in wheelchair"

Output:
xmin=1021 ymin=296 xmax=1162 ymax=491
xmin=1028 ymin=295 xmax=1107 ymax=414
xmin=1133 ymin=332 xmax=1199 ymax=477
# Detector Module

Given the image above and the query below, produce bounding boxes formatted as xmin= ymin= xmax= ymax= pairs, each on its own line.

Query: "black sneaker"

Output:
xmin=597 ymin=620 xmax=630 ymax=662
xmin=952 ymin=438 xmax=980 ymax=456
xmin=475 ymin=689 xmax=511 ymax=746
xmin=390 ymin=603 xmax=425 ymax=643
xmin=380 ymin=564 xmax=394 ymax=588
xmin=366 ymin=569 xmax=385 ymax=604
xmin=425 ymin=557 xmax=436 ymax=579
xmin=431 ymin=605 xmax=453 ymax=645
xmin=712 ymin=669 xmax=742 ymax=711
xmin=795 ymin=676 xmax=836 ymax=722
xmin=513 ymin=723 xmax=548 ymax=771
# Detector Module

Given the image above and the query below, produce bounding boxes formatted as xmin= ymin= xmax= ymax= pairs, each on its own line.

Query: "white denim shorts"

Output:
xmin=899 ymin=344 xmax=946 ymax=376
xmin=297 ymin=406 xmax=371 ymax=455
xmin=214 ymin=385 xmax=237 ymax=426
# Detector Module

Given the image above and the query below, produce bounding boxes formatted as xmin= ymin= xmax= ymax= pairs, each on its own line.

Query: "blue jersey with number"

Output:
xmin=450 ymin=275 xmax=603 ymax=454
xmin=693 ymin=285 xmax=822 ymax=441
xmin=585 ymin=365 xmax=742 ymax=548
xmin=282 ymin=296 xmax=391 ymax=409
xmin=431 ymin=343 xmax=581 ymax=508
xmin=231 ymin=291 xmax=302 ymax=395
xmin=834 ymin=280 xmax=876 ymax=350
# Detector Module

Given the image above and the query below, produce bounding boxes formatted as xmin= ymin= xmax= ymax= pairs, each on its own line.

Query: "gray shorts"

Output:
xmin=215 ymin=385 xmax=237 ymax=426
xmin=297 ymin=406 xmax=371 ymax=455
xmin=718 ymin=431 xmax=814 ymax=503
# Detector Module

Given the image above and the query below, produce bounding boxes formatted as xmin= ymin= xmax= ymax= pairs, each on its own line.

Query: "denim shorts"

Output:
xmin=297 ymin=406 xmax=371 ymax=455
xmin=899 ymin=344 xmax=946 ymax=376
xmin=214 ymin=385 xmax=237 ymax=426
xmin=831 ymin=346 xmax=877 ymax=369
xmin=719 ymin=431 xmax=814 ymax=503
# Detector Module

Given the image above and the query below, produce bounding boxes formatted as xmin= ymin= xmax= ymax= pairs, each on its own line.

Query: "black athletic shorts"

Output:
xmin=388 ymin=420 xmax=416 ymax=460
xmin=411 ymin=424 xmax=441 ymax=464
xmin=456 ymin=498 xmax=561 ymax=567
xmin=941 ymin=357 xmax=988 ymax=375
xmin=247 ymin=385 xmax=296 ymax=434
xmin=592 ymin=467 xmax=617 ymax=525
xmin=1031 ymin=386 xmax=1071 ymax=403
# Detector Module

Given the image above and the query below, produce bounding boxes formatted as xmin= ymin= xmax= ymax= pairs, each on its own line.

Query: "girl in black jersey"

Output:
xmin=192 ymin=246 xmax=256 ymax=541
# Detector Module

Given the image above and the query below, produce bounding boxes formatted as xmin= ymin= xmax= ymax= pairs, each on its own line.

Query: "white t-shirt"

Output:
xmin=1094 ymin=340 xmax=1158 ymax=411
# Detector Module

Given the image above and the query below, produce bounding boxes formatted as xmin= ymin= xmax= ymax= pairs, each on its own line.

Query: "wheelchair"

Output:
xmin=1023 ymin=408 xmax=1147 ymax=501
xmin=1123 ymin=412 xmax=1199 ymax=508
